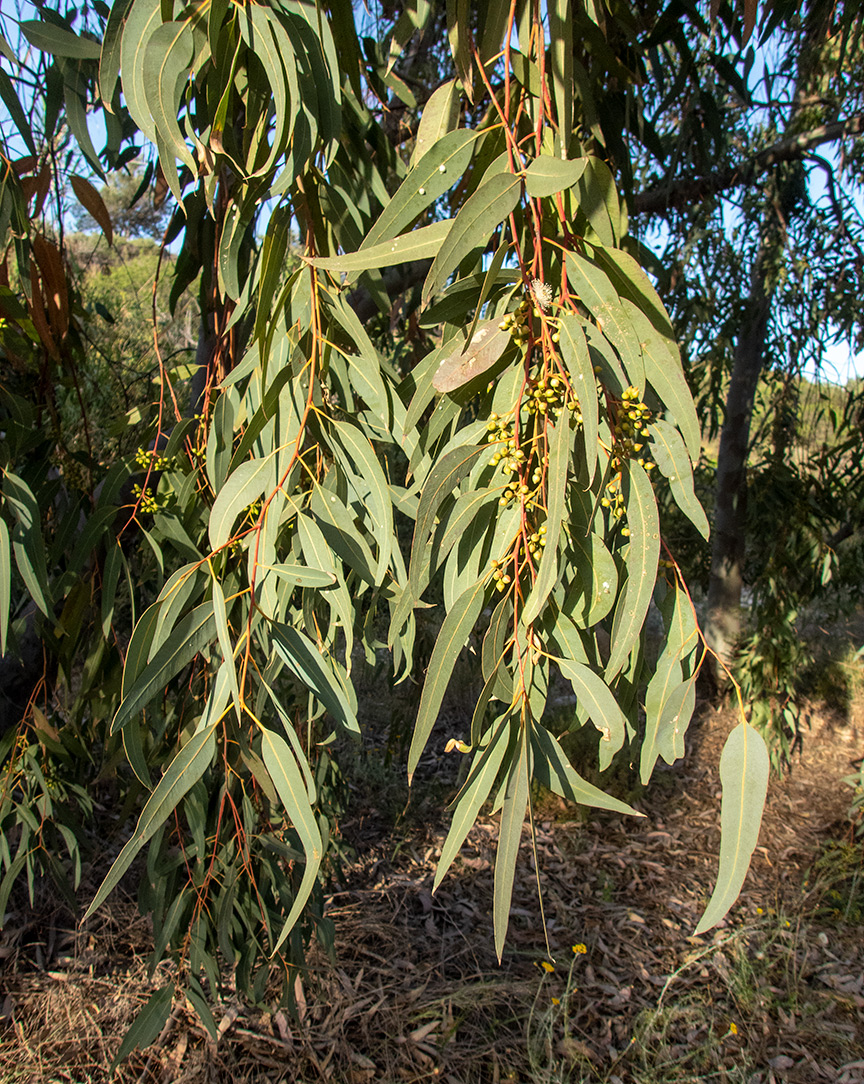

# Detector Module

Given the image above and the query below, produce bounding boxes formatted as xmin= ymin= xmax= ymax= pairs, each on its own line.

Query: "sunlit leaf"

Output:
xmin=695 ymin=724 xmax=769 ymax=935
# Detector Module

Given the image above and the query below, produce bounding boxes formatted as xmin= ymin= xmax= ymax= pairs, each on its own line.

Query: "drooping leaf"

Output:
xmin=494 ymin=726 xmax=529 ymax=961
xmin=423 ymin=173 xmax=521 ymax=305
xmin=434 ymin=719 xmax=509 ymax=891
xmin=408 ymin=578 xmax=487 ymax=781
xmin=259 ymin=726 xmax=322 ymax=953
xmin=271 ymin=622 xmax=359 ymax=735
xmin=112 ymin=602 xmax=217 ymax=733
xmin=522 ymin=417 xmax=573 ymax=624
xmin=85 ymin=722 xmax=218 ymax=918
xmin=650 ymin=418 xmax=709 ymax=539
xmin=0 ymin=518 xmax=10 ymax=656
xmin=606 ymin=460 xmax=660 ymax=678
xmin=524 ymin=154 xmax=586 ymax=197
xmin=110 ymin=985 xmax=174 ymax=1070
xmin=695 ymin=723 xmax=769 ymax=935
xmin=310 ymin=219 xmax=453 ymax=273
xmin=555 ymin=656 xmax=627 ymax=766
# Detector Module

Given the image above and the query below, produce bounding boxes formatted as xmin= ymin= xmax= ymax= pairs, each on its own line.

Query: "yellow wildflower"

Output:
xmin=728 ymin=1022 xmax=738 ymax=1036
xmin=572 ymin=943 xmax=587 ymax=955
xmin=540 ymin=961 xmax=555 ymax=973
xmin=551 ymin=997 xmax=560 ymax=1006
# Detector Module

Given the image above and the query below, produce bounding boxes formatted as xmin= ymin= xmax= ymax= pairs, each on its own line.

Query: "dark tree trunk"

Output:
xmin=704 ymin=251 xmax=772 ymax=676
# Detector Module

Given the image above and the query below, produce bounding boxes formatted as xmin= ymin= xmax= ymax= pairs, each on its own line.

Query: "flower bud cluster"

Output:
xmin=498 ymin=298 xmax=531 ymax=345
xmin=132 ymin=484 xmax=162 ymax=515
xmin=612 ymin=386 xmax=654 ymax=468
xmin=489 ymin=557 xmax=513 ymax=592
xmin=135 ymin=447 xmax=173 ymax=471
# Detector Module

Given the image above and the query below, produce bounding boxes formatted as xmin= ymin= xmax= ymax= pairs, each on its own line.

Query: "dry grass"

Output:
xmin=1 ymin=689 xmax=862 ymax=1083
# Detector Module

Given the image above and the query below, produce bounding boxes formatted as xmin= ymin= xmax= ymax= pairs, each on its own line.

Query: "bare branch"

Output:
xmin=633 ymin=114 xmax=864 ymax=217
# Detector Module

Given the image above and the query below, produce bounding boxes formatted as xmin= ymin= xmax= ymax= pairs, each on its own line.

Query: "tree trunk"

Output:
xmin=704 ymin=252 xmax=772 ymax=677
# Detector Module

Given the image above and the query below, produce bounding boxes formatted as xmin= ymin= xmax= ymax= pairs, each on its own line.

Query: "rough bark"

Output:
xmin=704 ymin=253 xmax=772 ymax=676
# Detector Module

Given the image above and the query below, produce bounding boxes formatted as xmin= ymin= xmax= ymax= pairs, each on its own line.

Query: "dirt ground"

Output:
xmin=1 ymin=698 xmax=862 ymax=1084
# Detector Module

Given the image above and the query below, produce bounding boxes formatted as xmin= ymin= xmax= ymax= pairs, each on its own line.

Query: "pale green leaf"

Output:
xmin=259 ymin=726 xmax=322 ymax=953
xmin=494 ymin=727 xmax=529 ymax=961
xmin=695 ymin=723 xmax=769 ymax=935
xmin=408 ymin=579 xmax=487 ymax=781
xmin=84 ymin=722 xmax=218 ymax=919
xmin=434 ymin=720 xmax=509 ymax=891
xmin=329 ymin=421 xmax=393 ymax=585
xmin=423 ymin=173 xmax=521 ymax=305
xmin=524 ymin=154 xmax=587 ymax=197
xmin=208 ymin=454 xmax=276 ymax=552
xmin=112 ymin=602 xmax=217 ymax=733
xmin=411 ymin=79 xmax=460 ymax=167
xmin=555 ymin=656 xmax=627 ymax=766
xmin=531 ymin=723 xmax=642 ymax=815
xmin=650 ymin=419 xmax=709 ymax=539
xmin=310 ymin=219 xmax=453 ymax=273
xmin=557 ymin=313 xmax=599 ymax=483
xmin=606 ymin=460 xmax=660 ymax=678
xmin=366 ymin=130 xmax=477 ymax=249
xmin=523 ymin=417 xmax=572 ymax=625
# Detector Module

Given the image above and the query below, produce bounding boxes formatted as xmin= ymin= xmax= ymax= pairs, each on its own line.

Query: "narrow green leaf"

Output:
xmin=523 ymin=418 xmax=572 ymax=625
xmin=210 ymin=572 xmax=241 ymax=723
xmin=259 ymin=564 xmax=335 ymax=588
xmin=258 ymin=726 xmax=322 ymax=954
xmin=695 ymin=723 xmax=769 ymax=935
xmin=112 ymin=602 xmax=217 ymax=733
xmin=21 ymin=20 xmax=101 ymax=59
xmin=650 ymin=419 xmax=709 ymax=539
xmin=566 ymin=251 xmax=643 ymax=391
xmin=524 ymin=154 xmax=587 ymax=197
xmin=606 ymin=460 xmax=660 ymax=678
xmin=411 ymin=79 xmax=460 ymax=167
xmin=557 ymin=314 xmax=598 ymax=484
xmin=3 ymin=472 xmax=52 ymax=618
xmin=411 ymin=444 xmax=485 ymax=593
xmin=98 ymin=0 xmax=133 ymax=108
xmin=494 ymin=727 xmax=529 ymax=961
xmin=423 ymin=173 xmax=521 ymax=305
xmin=271 ymin=622 xmax=359 ymax=735
xmin=208 ymin=453 xmax=276 ymax=552
xmin=120 ymin=0 xmax=162 ymax=143
xmin=548 ymin=0 xmax=573 ymax=158
xmin=365 ymin=130 xmax=477 ymax=249
xmin=530 ymin=723 xmax=641 ymax=815
xmin=110 ymin=986 xmax=173 ymax=1069
xmin=329 ymin=421 xmax=393 ymax=585
xmin=310 ymin=219 xmax=453 ymax=273
xmin=435 ymin=720 xmax=509 ymax=891
xmin=408 ymin=578 xmax=487 ymax=781
xmin=85 ymin=723 xmax=218 ymax=919
xmin=555 ymin=656 xmax=627 ymax=765
xmin=0 ymin=67 xmax=36 ymax=154
xmin=0 ymin=518 xmax=10 ymax=656
xmin=631 ymin=307 xmax=701 ymax=460
xmin=143 ymin=21 xmax=196 ymax=173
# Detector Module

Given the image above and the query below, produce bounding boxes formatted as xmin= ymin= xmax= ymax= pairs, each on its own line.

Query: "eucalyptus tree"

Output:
xmin=0 ymin=0 xmax=779 ymax=1047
